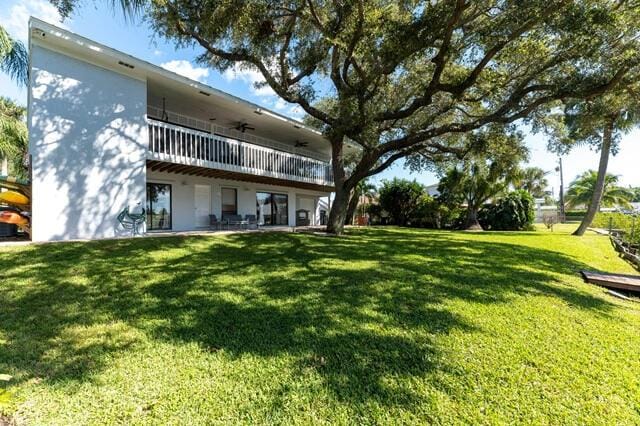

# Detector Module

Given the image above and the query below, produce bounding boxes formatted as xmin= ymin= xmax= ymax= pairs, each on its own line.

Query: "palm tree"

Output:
xmin=512 ymin=167 xmax=549 ymax=198
xmin=345 ymin=180 xmax=377 ymax=225
xmin=0 ymin=26 xmax=28 ymax=87
xmin=0 ymin=97 xmax=28 ymax=178
xmin=565 ymin=171 xmax=634 ymax=210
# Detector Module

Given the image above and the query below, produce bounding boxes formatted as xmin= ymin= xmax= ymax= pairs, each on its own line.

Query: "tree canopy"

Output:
xmin=378 ymin=178 xmax=425 ymax=227
xmin=435 ymin=125 xmax=526 ymax=229
xmin=53 ymin=0 xmax=640 ymax=233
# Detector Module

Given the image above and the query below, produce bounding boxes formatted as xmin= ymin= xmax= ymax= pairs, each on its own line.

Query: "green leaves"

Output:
xmin=0 ymin=97 xmax=28 ymax=179
xmin=0 ymin=26 xmax=28 ymax=87
xmin=378 ymin=178 xmax=426 ymax=226
xmin=565 ymin=170 xmax=634 ymax=210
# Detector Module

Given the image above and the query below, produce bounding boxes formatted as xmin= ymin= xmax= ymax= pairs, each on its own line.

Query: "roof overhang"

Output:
xmin=28 ymin=17 xmax=343 ymax=156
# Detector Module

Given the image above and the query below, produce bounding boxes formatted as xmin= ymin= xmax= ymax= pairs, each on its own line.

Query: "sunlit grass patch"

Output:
xmin=0 ymin=226 xmax=639 ymax=424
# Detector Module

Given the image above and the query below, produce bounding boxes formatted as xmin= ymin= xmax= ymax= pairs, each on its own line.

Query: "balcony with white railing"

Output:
xmin=146 ymin=117 xmax=334 ymax=188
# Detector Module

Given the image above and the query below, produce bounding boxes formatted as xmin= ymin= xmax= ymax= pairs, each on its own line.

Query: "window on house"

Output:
xmin=146 ymin=183 xmax=172 ymax=230
xmin=221 ymin=187 xmax=237 ymax=217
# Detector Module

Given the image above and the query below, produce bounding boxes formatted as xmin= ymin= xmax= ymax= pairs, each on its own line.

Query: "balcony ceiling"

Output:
xmin=147 ymin=77 xmax=332 ymax=158
xmin=147 ymin=160 xmax=333 ymax=193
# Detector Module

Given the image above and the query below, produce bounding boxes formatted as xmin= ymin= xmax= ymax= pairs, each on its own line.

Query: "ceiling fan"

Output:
xmin=229 ymin=122 xmax=255 ymax=133
xmin=294 ymin=140 xmax=309 ymax=147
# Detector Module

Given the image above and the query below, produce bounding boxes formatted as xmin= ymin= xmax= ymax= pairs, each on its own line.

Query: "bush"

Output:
xmin=365 ymin=203 xmax=385 ymax=225
xmin=410 ymin=196 xmax=464 ymax=229
xmin=479 ymin=190 xmax=535 ymax=230
xmin=378 ymin=178 xmax=425 ymax=226
xmin=408 ymin=195 xmax=436 ymax=227
xmin=592 ymin=212 xmax=640 ymax=244
xmin=564 ymin=210 xmax=585 ymax=221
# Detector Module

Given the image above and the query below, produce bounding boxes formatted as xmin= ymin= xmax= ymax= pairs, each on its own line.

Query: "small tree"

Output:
xmin=549 ymin=83 xmax=640 ymax=236
xmin=512 ymin=167 xmax=549 ymax=198
xmin=435 ymin=127 xmax=526 ymax=230
xmin=543 ymin=215 xmax=556 ymax=232
xmin=345 ymin=179 xmax=376 ymax=225
xmin=378 ymin=179 xmax=425 ymax=226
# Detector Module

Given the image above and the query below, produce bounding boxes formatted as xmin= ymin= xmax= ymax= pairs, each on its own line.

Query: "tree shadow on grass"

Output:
xmin=0 ymin=227 xmax=621 ymax=411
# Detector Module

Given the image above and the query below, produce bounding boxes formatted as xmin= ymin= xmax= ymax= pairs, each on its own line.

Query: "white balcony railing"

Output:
xmin=147 ymin=117 xmax=334 ymax=187
xmin=147 ymin=105 xmax=328 ymax=161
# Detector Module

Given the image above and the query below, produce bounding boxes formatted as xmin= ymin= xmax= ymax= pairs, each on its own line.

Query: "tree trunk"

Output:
xmin=327 ymin=185 xmax=351 ymax=234
xmin=325 ymin=132 xmax=351 ymax=235
xmin=344 ymin=189 xmax=359 ymax=225
xmin=573 ymin=117 xmax=614 ymax=236
xmin=464 ymin=206 xmax=483 ymax=230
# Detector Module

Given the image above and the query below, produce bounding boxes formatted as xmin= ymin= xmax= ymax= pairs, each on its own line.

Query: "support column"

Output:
xmin=288 ymin=190 xmax=297 ymax=227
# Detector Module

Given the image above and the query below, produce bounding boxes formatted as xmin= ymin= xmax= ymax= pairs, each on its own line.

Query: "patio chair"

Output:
xmin=209 ymin=214 xmax=223 ymax=230
xmin=223 ymin=214 xmax=243 ymax=229
xmin=117 ymin=206 xmax=146 ymax=236
xmin=245 ymin=214 xmax=258 ymax=229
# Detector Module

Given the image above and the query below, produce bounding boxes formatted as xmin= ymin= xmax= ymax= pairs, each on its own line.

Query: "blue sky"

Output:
xmin=2 ymin=0 xmax=639 ymax=193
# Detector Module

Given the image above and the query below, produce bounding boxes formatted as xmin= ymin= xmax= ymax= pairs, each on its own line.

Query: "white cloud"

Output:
xmin=222 ymin=64 xmax=276 ymax=97
xmin=222 ymin=63 xmax=306 ymax=120
xmin=2 ymin=0 xmax=67 ymax=42
xmin=153 ymin=49 xmax=163 ymax=56
xmin=160 ymin=60 xmax=209 ymax=83
xmin=273 ymin=98 xmax=288 ymax=111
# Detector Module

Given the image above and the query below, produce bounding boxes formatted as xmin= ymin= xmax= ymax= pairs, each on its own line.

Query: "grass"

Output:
xmin=1 ymin=225 xmax=639 ymax=424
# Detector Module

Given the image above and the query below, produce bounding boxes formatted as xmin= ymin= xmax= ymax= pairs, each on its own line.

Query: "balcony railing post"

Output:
xmin=146 ymin=117 xmax=332 ymax=186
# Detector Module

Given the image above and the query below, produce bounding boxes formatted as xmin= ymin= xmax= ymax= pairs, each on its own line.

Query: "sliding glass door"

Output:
xmin=146 ymin=183 xmax=172 ymax=230
xmin=256 ymin=192 xmax=288 ymax=225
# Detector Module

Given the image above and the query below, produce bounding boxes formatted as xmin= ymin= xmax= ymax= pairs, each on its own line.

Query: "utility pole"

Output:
xmin=557 ymin=157 xmax=565 ymax=223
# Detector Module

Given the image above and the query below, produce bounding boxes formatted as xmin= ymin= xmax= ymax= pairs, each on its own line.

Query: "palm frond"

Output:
xmin=0 ymin=97 xmax=28 ymax=178
xmin=0 ymin=26 xmax=29 ymax=87
xmin=565 ymin=170 xmax=634 ymax=210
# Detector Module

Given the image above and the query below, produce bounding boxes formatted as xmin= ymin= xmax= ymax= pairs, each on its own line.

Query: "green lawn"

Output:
xmin=1 ymin=226 xmax=639 ymax=424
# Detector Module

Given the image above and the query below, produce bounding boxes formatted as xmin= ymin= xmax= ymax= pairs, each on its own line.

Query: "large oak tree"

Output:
xmin=56 ymin=0 xmax=640 ymax=234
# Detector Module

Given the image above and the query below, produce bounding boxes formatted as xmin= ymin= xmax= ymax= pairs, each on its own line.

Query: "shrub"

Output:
xmin=479 ymin=190 xmax=535 ymax=230
xmin=564 ymin=210 xmax=585 ymax=221
xmin=365 ymin=203 xmax=385 ymax=225
xmin=592 ymin=212 xmax=640 ymax=244
xmin=378 ymin=178 xmax=425 ymax=226
xmin=410 ymin=196 xmax=464 ymax=229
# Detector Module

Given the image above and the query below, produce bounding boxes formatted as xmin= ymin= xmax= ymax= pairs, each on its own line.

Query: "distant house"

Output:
xmin=28 ymin=18 xmax=340 ymax=241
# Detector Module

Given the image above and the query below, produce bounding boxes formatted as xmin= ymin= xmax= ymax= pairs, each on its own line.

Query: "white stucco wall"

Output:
xmin=146 ymin=171 xmax=327 ymax=230
xmin=29 ymin=45 xmax=147 ymax=241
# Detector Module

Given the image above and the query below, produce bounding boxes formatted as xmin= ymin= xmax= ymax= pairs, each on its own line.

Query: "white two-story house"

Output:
xmin=27 ymin=18 xmax=334 ymax=241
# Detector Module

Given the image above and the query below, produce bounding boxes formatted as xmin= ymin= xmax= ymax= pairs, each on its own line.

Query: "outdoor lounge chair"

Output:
xmin=245 ymin=214 xmax=258 ymax=229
